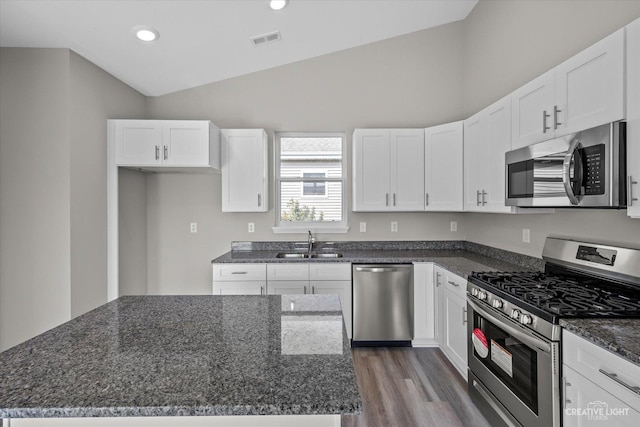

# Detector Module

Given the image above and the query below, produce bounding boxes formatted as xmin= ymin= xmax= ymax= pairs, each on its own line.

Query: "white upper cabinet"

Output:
xmin=464 ymin=95 xmax=512 ymax=213
xmin=353 ymin=129 xmax=424 ymax=211
xmin=511 ymin=71 xmax=556 ymax=149
xmin=112 ymin=119 xmax=220 ymax=168
xmin=511 ymin=28 xmax=625 ymax=150
xmin=221 ymin=129 xmax=268 ymax=212
xmin=627 ymin=18 xmax=640 ymax=219
xmin=424 ymin=121 xmax=463 ymax=211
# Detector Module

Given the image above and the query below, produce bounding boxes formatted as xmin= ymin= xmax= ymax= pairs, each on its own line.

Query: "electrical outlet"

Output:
xmin=248 ymin=222 xmax=255 ymax=233
xmin=190 ymin=222 xmax=197 ymax=233
xmin=391 ymin=221 xmax=398 ymax=232
xmin=450 ymin=221 xmax=457 ymax=232
xmin=522 ymin=228 xmax=530 ymax=243
xmin=360 ymin=222 xmax=366 ymax=232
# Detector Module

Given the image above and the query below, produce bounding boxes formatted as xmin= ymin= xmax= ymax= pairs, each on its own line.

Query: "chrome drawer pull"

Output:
xmin=231 ymin=271 xmax=248 ymax=275
xmin=598 ymin=369 xmax=640 ymax=395
xmin=448 ymin=280 xmax=460 ymax=287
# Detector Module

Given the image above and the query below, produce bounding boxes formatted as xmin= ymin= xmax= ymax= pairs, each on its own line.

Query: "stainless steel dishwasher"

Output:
xmin=352 ymin=264 xmax=413 ymax=345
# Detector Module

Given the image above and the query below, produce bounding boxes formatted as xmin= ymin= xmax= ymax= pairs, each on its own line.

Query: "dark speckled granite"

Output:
xmin=560 ymin=318 xmax=640 ymax=367
xmin=0 ymin=295 xmax=361 ymax=419
xmin=214 ymin=241 xmax=543 ymax=278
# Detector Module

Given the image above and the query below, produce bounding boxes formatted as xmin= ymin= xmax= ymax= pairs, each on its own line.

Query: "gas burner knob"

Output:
xmin=471 ymin=288 xmax=479 ymax=297
xmin=492 ymin=299 xmax=503 ymax=309
xmin=478 ymin=291 xmax=488 ymax=301
xmin=520 ymin=314 xmax=533 ymax=325
xmin=511 ymin=309 xmax=521 ymax=320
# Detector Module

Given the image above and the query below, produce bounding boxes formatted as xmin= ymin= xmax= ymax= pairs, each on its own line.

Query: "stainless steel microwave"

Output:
xmin=505 ymin=122 xmax=626 ymax=208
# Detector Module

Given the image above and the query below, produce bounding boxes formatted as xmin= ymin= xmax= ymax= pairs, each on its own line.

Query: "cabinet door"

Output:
xmin=555 ymin=29 xmax=625 ymax=137
xmin=114 ymin=120 xmax=162 ymax=166
xmin=442 ymin=287 xmax=468 ymax=378
xmin=413 ymin=263 xmax=435 ymax=345
xmin=212 ymin=281 xmax=265 ymax=295
xmin=162 ymin=120 xmax=212 ymax=167
xmin=433 ymin=266 xmax=446 ymax=347
xmin=312 ymin=281 xmax=352 ymax=340
xmin=308 ymin=263 xmax=351 ymax=281
xmin=563 ymin=366 xmax=640 ymax=427
xmin=352 ymin=129 xmax=391 ymax=211
xmin=484 ymin=96 xmax=513 ymax=213
xmin=511 ymin=71 xmax=555 ymax=149
xmin=627 ymin=18 xmax=640 ymax=219
xmin=267 ymin=281 xmax=308 ymax=295
xmin=425 ymin=122 xmax=463 ymax=211
xmin=463 ymin=111 xmax=487 ymax=211
xmin=221 ymin=129 xmax=268 ymax=212
xmin=390 ymin=129 xmax=425 ymax=211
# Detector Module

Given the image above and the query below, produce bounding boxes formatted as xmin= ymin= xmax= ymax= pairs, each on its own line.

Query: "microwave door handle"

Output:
xmin=562 ymin=139 xmax=581 ymax=205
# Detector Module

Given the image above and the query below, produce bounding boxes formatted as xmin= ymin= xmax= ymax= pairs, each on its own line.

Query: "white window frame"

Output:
xmin=273 ymin=131 xmax=349 ymax=234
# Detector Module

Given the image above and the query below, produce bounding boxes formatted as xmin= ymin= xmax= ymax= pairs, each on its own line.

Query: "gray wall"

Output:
xmin=144 ymin=22 xmax=467 ymax=295
xmin=141 ymin=1 xmax=640 ymax=295
xmin=0 ymin=48 xmax=146 ymax=350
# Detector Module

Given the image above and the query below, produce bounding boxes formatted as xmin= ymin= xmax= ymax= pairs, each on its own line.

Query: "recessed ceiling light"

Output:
xmin=132 ymin=26 xmax=159 ymax=42
xmin=268 ymin=0 xmax=288 ymax=11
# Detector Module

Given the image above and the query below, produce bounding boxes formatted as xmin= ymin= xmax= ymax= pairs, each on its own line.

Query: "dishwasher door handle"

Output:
xmin=354 ymin=266 xmax=399 ymax=273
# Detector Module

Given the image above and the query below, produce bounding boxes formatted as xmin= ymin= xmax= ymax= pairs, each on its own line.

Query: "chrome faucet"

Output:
xmin=308 ymin=230 xmax=316 ymax=256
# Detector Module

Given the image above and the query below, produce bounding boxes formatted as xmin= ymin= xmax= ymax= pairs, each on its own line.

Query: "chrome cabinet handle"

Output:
xmin=393 ymin=193 xmax=396 ymax=206
xmin=599 ymin=369 xmax=640 ymax=395
xmin=629 ymin=176 xmax=638 ymax=205
xmin=553 ymin=105 xmax=562 ymax=129
xmin=163 ymin=145 xmax=168 ymax=160
xmin=260 ymin=286 xmax=264 ymax=296
xmin=231 ymin=271 xmax=248 ymax=275
xmin=448 ymin=280 xmax=460 ymax=287
xmin=425 ymin=193 xmax=429 ymax=207
xmin=436 ymin=272 xmax=442 ymax=287
xmin=476 ymin=190 xmax=481 ymax=206
xmin=304 ymin=286 xmax=307 ymax=294
xmin=155 ymin=145 xmax=160 ymax=160
xmin=563 ymin=377 xmax=572 ymax=406
xmin=257 ymin=194 xmax=261 ymax=207
xmin=462 ymin=307 xmax=467 ymax=325
xmin=385 ymin=193 xmax=389 ymax=206
xmin=312 ymin=285 xmax=315 ymax=294
xmin=355 ymin=267 xmax=398 ymax=273
xmin=543 ymin=110 xmax=551 ymax=133
xmin=481 ymin=190 xmax=487 ymax=206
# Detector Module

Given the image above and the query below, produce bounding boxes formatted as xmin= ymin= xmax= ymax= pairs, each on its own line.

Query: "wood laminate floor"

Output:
xmin=342 ymin=347 xmax=492 ymax=427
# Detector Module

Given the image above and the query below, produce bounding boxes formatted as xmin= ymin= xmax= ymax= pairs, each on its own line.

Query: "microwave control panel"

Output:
xmin=582 ymin=144 xmax=605 ymax=195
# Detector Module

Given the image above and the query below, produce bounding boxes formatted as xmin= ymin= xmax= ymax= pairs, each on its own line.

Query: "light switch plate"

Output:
xmin=523 ymin=228 xmax=530 ymax=243
xmin=359 ymin=222 xmax=366 ymax=232
xmin=391 ymin=221 xmax=398 ymax=232
xmin=450 ymin=221 xmax=457 ymax=232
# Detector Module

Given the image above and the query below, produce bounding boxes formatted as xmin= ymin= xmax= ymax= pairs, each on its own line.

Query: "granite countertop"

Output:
xmin=0 ymin=295 xmax=361 ymax=419
xmin=560 ymin=318 xmax=640 ymax=367
xmin=212 ymin=240 xmax=544 ymax=279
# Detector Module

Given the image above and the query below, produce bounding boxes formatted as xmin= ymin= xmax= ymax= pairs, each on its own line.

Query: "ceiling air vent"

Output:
xmin=251 ymin=31 xmax=282 ymax=47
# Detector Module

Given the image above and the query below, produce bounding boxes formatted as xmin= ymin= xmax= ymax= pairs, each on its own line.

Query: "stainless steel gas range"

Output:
xmin=466 ymin=237 xmax=640 ymax=427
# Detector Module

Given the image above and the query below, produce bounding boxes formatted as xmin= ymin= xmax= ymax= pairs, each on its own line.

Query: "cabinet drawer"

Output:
xmin=212 ymin=281 xmax=266 ymax=295
xmin=309 ymin=263 xmax=352 ymax=281
xmin=443 ymin=270 xmax=467 ymax=298
xmin=267 ymin=263 xmax=309 ymax=281
xmin=212 ymin=263 xmax=266 ymax=281
xmin=563 ymin=330 xmax=640 ymax=410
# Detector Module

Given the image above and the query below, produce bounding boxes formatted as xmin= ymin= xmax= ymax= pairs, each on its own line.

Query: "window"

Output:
xmin=274 ymin=132 xmax=348 ymax=233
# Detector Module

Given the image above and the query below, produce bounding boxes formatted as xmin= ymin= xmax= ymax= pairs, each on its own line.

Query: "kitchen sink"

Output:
xmin=311 ymin=253 xmax=343 ymax=258
xmin=276 ymin=252 xmax=309 ymax=258
xmin=275 ymin=252 xmax=343 ymax=258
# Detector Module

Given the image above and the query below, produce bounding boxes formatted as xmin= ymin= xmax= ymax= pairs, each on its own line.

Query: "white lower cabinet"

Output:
xmin=413 ymin=263 xmax=437 ymax=346
xmin=212 ymin=263 xmax=267 ymax=295
xmin=563 ymin=330 xmax=640 ymax=426
xmin=213 ymin=262 xmax=353 ymax=339
xmin=439 ymin=268 xmax=468 ymax=379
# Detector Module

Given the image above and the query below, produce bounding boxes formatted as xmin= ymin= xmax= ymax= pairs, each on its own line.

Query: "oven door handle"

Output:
xmin=467 ymin=299 xmax=551 ymax=354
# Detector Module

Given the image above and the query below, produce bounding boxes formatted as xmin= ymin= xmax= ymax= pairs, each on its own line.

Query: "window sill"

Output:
xmin=272 ymin=225 xmax=350 ymax=234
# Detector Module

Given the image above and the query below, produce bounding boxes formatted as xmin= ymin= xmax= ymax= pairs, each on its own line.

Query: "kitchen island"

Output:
xmin=0 ymin=295 xmax=361 ymax=426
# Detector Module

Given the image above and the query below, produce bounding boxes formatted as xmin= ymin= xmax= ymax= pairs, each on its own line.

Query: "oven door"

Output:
xmin=467 ymin=299 xmax=560 ymax=427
